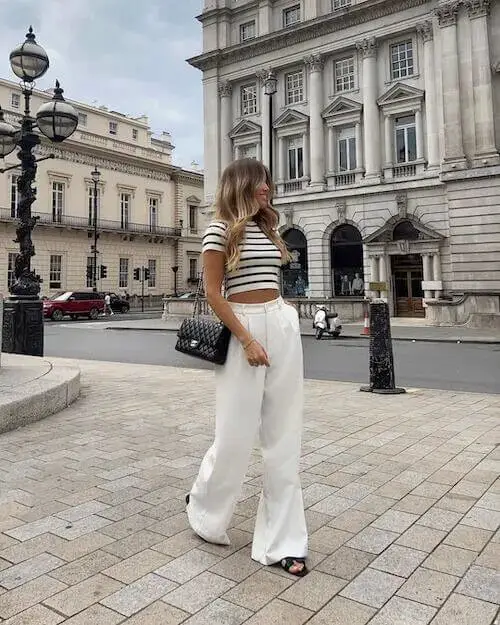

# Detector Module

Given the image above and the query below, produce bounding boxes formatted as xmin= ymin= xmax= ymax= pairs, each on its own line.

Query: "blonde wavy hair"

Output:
xmin=214 ymin=158 xmax=291 ymax=272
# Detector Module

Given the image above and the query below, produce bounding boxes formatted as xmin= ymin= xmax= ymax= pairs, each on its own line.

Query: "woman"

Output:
xmin=186 ymin=158 xmax=308 ymax=577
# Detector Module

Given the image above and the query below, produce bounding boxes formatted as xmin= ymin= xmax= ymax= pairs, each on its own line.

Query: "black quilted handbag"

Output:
xmin=175 ymin=272 xmax=231 ymax=365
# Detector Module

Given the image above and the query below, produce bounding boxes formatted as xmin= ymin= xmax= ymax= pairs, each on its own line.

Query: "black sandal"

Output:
xmin=185 ymin=494 xmax=190 ymax=505
xmin=280 ymin=557 xmax=308 ymax=577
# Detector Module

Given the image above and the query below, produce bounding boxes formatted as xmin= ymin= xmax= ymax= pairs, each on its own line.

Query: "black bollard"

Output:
xmin=360 ymin=300 xmax=406 ymax=395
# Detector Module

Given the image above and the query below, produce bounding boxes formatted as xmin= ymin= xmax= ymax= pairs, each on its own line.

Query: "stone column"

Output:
xmin=379 ymin=256 xmax=388 ymax=300
xmin=370 ymin=256 xmax=379 ymax=297
xmin=466 ymin=0 xmax=500 ymax=165
xmin=415 ymin=109 xmax=424 ymax=160
xmin=356 ymin=38 xmax=380 ymax=180
xmin=305 ymin=54 xmax=325 ymax=188
xmin=278 ymin=135 xmax=286 ymax=182
xmin=257 ymin=70 xmax=271 ymax=169
xmin=327 ymin=126 xmax=335 ymax=173
xmin=417 ymin=21 xmax=440 ymax=169
xmin=384 ymin=115 xmax=393 ymax=167
xmin=355 ymin=122 xmax=363 ymax=170
xmin=256 ymin=142 xmax=262 ymax=161
xmin=303 ymin=133 xmax=311 ymax=180
xmin=234 ymin=145 xmax=242 ymax=160
xmin=435 ymin=3 xmax=466 ymax=170
xmin=433 ymin=253 xmax=442 ymax=298
xmin=423 ymin=254 xmax=433 ymax=300
xmin=218 ymin=81 xmax=233 ymax=171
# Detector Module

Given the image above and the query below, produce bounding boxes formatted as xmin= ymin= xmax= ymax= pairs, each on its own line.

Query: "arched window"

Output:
xmin=393 ymin=220 xmax=420 ymax=241
xmin=282 ymin=228 xmax=308 ymax=297
xmin=330 ymin=224 xmax=364 ymax=296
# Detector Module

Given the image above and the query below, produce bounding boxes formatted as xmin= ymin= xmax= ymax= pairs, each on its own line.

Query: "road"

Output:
xmin=43 ymin=318 xmax=500 ymax=394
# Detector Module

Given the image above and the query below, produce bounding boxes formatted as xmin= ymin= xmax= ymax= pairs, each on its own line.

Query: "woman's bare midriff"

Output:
xmin=227 ymin=289 xmax=280 ymax=304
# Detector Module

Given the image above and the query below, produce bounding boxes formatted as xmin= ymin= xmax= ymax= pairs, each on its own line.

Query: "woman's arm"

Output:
xmin=203 ymin=249 xmax=252 ymax=345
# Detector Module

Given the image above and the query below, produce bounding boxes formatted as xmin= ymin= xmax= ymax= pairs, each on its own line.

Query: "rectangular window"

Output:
xmin=335 ymin=57 xmax=355 ymax=92
xmin=189 ymin=205 xmax=197 ymax=232
xmin=338 ymin=128 xmax=356 ymax=171
xmin=240 ymin=144 xmax=257 ymax=159
xmin=11 ymin=93 xmax=20 ymax=109
xmin=395 ymin=115 xmax=417 ymax=163
xmin=240 ymin=20 xmax=256 ymax=42
xmin=88 ymin=186 xmax=100 ymax=226
xmin=287 ymin=137 xmax=304 ymax=180
xmin=149 ymin=197 xmax=158 ymax=232
xmin=333 ymin=0 xmax=350 ymax=8
xmin=120 ymin=193 xmax=130 ymax=229
xmin=109 ymin=121 xmax=118 ymax=135
xmin=391 ymin=41 xmax=414 ymax=80
xmin=10 ymin=175 xmax=19 ymax=218
xmin=285 ymin=71 xmax=304 ymax=105
xmin=119 ymin=258 xmax=129 ymax=288
xmin=49 ymin=254 xmax=62 ymax=289
xmin=52 ymin=181 xmax=65 ymax=223
xmin=86 ymin=256 xmax=95 ymax=288
xmin=283 ymin=4 xmax=301 ymax=27
xmin=7 ymin=252 xmax=16 ymax=288
xmin=78 ymin=112 xmax=87 ymax=127
xmin=132 ymin=128 xmax=138 ymax=141
xmin=147 ymin=259 xmax=156 ymax=288
xmin=189 ymin=258 xmax=198 ymax=281
xmin=240 ymin=83 xmax=257 ymax=116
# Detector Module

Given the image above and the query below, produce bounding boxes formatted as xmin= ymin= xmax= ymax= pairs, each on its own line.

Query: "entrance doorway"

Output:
xmin=391 ymin=254 xmax=424 ymax=317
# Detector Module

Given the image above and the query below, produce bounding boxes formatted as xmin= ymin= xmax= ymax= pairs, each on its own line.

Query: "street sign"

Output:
xmin=369 ymin=282 xmax=388 ymax=291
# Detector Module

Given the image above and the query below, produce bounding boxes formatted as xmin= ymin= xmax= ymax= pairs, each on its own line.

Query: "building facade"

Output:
xmin=188 ymin=0 xmax=500 ymax=325
xmin=0 ymin=78 xmax=204 ymax=300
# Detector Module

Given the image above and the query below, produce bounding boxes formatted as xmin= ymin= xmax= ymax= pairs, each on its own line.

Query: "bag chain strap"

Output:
xmin=192 ymin=267 xmax=227 ymax=320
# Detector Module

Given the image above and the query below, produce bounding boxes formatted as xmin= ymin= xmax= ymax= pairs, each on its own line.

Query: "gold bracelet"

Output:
xmin=243 ymin=338 xmax=256 ymax=350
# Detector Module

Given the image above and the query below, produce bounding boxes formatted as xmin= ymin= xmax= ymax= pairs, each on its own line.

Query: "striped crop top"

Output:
xmin=202 ymin=220 xmax=282 ymax=296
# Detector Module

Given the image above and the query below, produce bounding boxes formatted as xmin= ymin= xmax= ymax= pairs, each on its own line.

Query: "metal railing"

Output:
xmin=0 ymin=207 xmax=181 ymax=237
xmin=393 ymin=164 xmax=417 ymax=178
xmin=283 ymin=180 xmax=302 ymax=193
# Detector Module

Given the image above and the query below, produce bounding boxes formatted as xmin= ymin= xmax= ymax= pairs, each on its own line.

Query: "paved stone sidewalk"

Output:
xmin=0 ymin=359 xmax=499 ymax=624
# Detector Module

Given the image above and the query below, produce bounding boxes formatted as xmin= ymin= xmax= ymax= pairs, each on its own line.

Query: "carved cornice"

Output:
xmin=465 ymin=0 xmax=490 ymax=18
xmin=188 ymin=0 xmax=429 ymax=71
xmin=356 ymin=37 xmax=377 ymax=59
xmin=304 ymin=54 xmax=324 ymax=73
xmin=218 ymin=81 xmax=232 ymax=98
xmin=435 ymin=2 xmax=460 ymax=27
xmin=36 ymin=144 xmax=171 ymax=182
xmin=416 ymin=20 xmax=434 ymax=42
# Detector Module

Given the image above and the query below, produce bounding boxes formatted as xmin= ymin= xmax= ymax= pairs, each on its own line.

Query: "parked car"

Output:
xmin=43 ymin=291 xmax=105 ymax=321
xmin=100 ymin=293 xmax=130 ymax=314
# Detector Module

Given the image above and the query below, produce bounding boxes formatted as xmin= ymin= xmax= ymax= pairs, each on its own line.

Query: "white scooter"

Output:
xmin=312 ymin=306 xmax=342 ymax=340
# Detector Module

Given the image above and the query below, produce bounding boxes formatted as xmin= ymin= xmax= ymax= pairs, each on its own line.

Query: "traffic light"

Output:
xmin=100 ymin=265 xmax=108 ymax=279
xmin=133 ymin=268 xmax=141 ymax=280
xmin=143 ymin=268 xmax=150 ymax=281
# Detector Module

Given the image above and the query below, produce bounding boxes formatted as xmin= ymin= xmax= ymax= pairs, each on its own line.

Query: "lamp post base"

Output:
xmin=2 ymin=297 xmax=44 ymax=357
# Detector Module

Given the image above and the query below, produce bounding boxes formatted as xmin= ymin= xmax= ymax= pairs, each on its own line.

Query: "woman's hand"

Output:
xmin=243 ymin=339 xmax=270 ymax=367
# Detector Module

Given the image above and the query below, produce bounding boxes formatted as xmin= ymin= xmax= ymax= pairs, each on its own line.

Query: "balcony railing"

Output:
xmin=335 ymin=172 xmax=356 ymax=186
xmin=393 ymin=164 xmax=417 ymax=178
xmin=0 ymin=208 xmax=181 ymax=237
xmin=283 ymin=180 xmax=303 ymax=194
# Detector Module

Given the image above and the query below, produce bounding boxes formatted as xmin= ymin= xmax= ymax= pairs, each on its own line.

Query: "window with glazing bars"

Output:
xmin=52 ymin=182 xmax=64 ymax=223
xmin=119 ymin=258 xmax=129 ymax=288
xmin=7 ymin=252 xmax=16 ymax=288
xmin=241 ymin=84 xmax=257 ymax=116
xmin=49 ymin=255 xmax=62 ymax=289
xmin=147 ymin=259 xmax=156 ymax=287
xmin=88 ymin=186 xmax=100 ymax=226
xmin=283 ymin=5 xmax=301 ymax=27
xmin=288 ymin=137 xmax=304 ymax=180
xmin=335 ymin=57 xmax=355 ymax=92
xmin=285 ymin=71 xmax=304 ymax=105
xmin=120 ymin=193 xmax=130 ymax=229
xmin=391 ymin=41 xmax=414 ymax=79
xmin=240 ymin=20 xmax=256 ymax=41
xmin=189 ymin=257 xmax=198 ymax=281
xmin=333 ymin=0 xmax=350 ymax=9
xmin=395 ymin=115 xmax=417 ymax=163
xmin=149 ymin=197 xmax=158 ymax=232
xmin=10 ymin=175 xmax=19 ymax=218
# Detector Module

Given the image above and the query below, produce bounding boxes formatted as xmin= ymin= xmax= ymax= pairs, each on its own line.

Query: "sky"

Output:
xmin=0 ymin=0 xmax=204 ymax=168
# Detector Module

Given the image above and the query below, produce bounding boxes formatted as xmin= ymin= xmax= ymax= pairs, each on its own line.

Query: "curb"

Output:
xmin=0 ymin=355 xmax=81 ymax=435
xmin=103 ymin=325 xmax=500 ymax=345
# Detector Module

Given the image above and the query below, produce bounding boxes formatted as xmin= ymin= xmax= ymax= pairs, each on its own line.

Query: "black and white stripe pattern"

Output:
xmin=202 ymin=220 xmax=282 ymax=296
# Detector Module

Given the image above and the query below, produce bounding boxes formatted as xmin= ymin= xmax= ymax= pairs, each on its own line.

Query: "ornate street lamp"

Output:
xmin=264 ymin=69 xmax=277 ymax=178
xmin=0 ymin=27 xmax=78 ymax=356
xmin=90 ymin=167 xmax=101 ymax=292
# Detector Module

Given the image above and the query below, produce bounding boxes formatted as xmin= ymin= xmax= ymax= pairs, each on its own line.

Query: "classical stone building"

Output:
xmin=188 ymin=0 xmax=500 ymax=325
xmin=0 ymin=78 xmax=204 ymax=299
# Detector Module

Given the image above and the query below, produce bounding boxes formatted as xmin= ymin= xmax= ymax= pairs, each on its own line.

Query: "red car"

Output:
xmin=43 ymin=291 xmax=105 ymax=321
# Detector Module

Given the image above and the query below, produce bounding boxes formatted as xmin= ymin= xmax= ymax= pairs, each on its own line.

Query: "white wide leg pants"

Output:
xmin=187 ymin=297 xmax=308 ymax=565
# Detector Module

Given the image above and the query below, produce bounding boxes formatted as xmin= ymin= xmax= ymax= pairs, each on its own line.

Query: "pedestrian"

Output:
xmin=186 ymin=158 xmax=308 ymax=577
xmin=104 ymin=292 xmax=114 ymax=316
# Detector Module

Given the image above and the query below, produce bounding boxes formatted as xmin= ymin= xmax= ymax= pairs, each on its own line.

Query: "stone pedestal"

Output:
xmin=360 ymin=301 xmax=405 ymax=394
xmin=2 ymin=297 xmax=44 ymax=357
